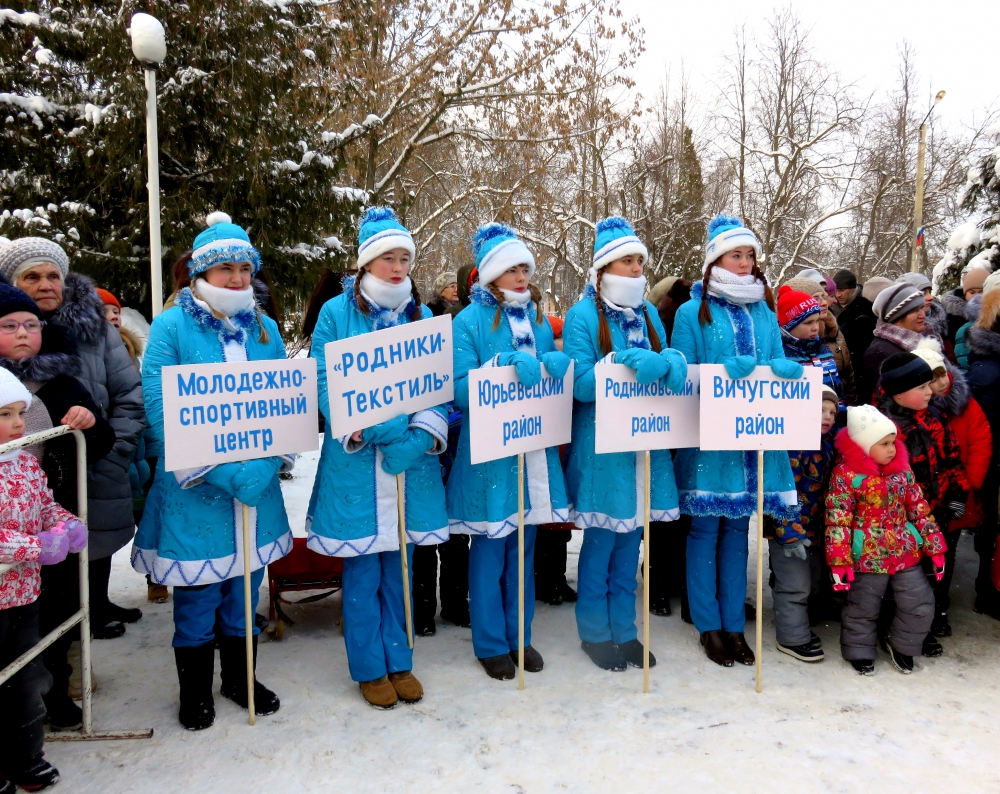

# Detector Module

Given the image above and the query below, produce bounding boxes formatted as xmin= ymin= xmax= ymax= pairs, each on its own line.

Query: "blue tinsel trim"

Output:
xmin=344 ymin=275 xmax=416 ymax=330
xmin=678 ymin=490 xmax=799 ymax=521
xmin=177 ymin=288 xmax=257 ymax=345
xmin=690 ymin=282 xmax=756 ymax=357
xmin=583 ymin=283 xmax=651 ymax=350
xmin=470 ymin=283 xmax=498 ymax=308
xmin=189 ymin=243 xmax=262 ymax=277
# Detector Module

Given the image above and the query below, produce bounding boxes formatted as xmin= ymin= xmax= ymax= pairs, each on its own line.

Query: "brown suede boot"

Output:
xmin=388 ymin=671 xmax=424 ymax=703
xmin=148 ymin=583 xmax=169 ymax=603
xmin=359 ymin=675 xmax=398 ymax=709
xmin=725 ymin=632 xmax=756 ymax=666
xmin=700 ymin=630 xmax=734 ymax=667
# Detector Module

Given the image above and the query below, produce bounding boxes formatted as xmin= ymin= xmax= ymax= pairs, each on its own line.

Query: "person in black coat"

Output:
xmin=966 ymin=286 xmax=1000 ymax=620
xmin=0 ymin=283 xmax=116 ymax=730
xmin=833 ymin=270 xmax=877 ymax=378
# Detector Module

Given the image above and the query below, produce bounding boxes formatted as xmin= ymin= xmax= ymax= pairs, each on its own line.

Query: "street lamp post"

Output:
xmin=911 ymin=90 xmax=946 ymax=273
xmin=129 ymin=13 xmax=167 ymax=315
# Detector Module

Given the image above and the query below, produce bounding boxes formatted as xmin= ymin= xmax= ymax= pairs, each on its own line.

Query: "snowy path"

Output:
xmin=44 ymin=445 xmax=1000 ymax=792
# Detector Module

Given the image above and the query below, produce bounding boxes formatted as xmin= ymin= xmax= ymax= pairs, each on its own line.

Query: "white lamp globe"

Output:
xmin=129 ymin=13 xmax=166 ymax=64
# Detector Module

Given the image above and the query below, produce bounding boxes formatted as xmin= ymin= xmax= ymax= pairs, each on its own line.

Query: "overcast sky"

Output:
xmin=618 ymin=0 xmax=996 ymax=131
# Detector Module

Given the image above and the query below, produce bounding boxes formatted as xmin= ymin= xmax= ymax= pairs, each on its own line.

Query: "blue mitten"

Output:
xmin=381 ymin=427 xmax=435 ymax=476
xmin=361 ymin=414 xmax=410 ymax=446
xmin=617 ymin=347 xmax=669 ymax=385
xmin=660 ymin=348 xmax=689 ymax=394
xmin=233 ymin=457 xmax=284 ymax=506
xmin=496 ymin=351 xmax=542 ymax=387
xmin=203 ymin=462 xmax=244 ymax=497
xmin=540 ymin=350 xmax=571 ymax=380
xmin=721 ymin=355 xmax=757 ymax=380
xmin=769 ymin=358 xmax=804 ymax=379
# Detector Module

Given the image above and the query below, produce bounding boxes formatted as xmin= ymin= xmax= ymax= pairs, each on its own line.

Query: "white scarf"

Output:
xmin=707 ymin=268 xmax=766 ymax=305
xmin=500 ymin=288 xmax=532 ymax=306
xmin=598 ymin=273 xmax=646 ymax=309
xmin=360 ymin=272 xmax=413 ymax=311
xmin=193 ymin=279 xmax=256 ymax=318
xmin=0 ymin=449 xmax=20 ymax=463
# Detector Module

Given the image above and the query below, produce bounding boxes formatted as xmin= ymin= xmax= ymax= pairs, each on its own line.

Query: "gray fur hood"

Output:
xmin=967 ymin=325 xmax=1000 ymax=359
xmin=48 ymin=272 xmax=108 ymax=344
xmin=0 ymin=351 xmax=80 ymax=383
xmin=941 ymin=289 xmax=967 ymax=319
xmin=933 ymin=363 xmax=971 ymax=416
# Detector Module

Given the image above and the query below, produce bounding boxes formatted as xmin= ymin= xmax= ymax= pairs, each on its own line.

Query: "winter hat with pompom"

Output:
xmin=95 ymin=288 xmax=120 ymax=309
xmin=776 ymin=285 xmax=820 ymax=331
xmin=0 ymin=367 xmax=33 ymax=412
xmin=703 ymin=214 xmax=760 ymax=274
xmin=472 ymin=223 xmax=535 ymax=287
xmin=589 ymin=216 xmax=648 ymax=284
xmin=847 ymin=405 xmax=897 ymax=456
xmin=190 ymin=212 xmax=262 ymax=278
xmin=356 ymin=207 xmax=415 ymax=270
xmin=0 ymin=237 xmax=70 ymax=283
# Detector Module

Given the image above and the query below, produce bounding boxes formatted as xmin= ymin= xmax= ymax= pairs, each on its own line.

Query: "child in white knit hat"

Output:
xmin=825 ymin=404 xmax=946 ymax=675
xmin=0 ymin=367 xmax=86 ymax=791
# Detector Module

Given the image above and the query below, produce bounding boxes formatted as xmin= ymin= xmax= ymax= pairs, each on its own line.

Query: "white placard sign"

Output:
xmin=593 ymin=363 xmax=701 ymax=453
xmin=467 ymin=362 xmax=574 ymax=465
xmin=324 ymin=314 xmax=453 ymax=436
xmin=162 ymin=358 xmax=319 ymax=471
xmin=698 ymin=364 xmax=822 ymax=451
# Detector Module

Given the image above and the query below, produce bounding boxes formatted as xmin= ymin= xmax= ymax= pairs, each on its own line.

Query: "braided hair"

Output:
xmin=594 ymin=270 xmax=661 ymax=355
xmin=697 ymin=261 xmax=775 ymax=325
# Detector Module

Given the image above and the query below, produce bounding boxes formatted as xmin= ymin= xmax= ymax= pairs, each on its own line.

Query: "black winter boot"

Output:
xmin=479 ymin=654 xmax=516 ymax=680
xmin=6 ymin=757 xmax=59 ymax=792
xmin=43 ymin=691 xmax=82 ymax=731
xmin=219 ymin=635 xmax=280 ymax=716
xmin=581 ymin=640 xmax=626 ymax=671
xmin=618 ymin=639 xmax=656 ymax=668
xmin=174 ymin=644 xmax=216 ymax=731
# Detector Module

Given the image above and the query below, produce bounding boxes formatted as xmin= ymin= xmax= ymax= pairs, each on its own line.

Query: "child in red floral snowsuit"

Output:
xmin=825 ymin=404 xmax=946 ymax=676
xmin=0 ymin=369 xmax=86 ymax=792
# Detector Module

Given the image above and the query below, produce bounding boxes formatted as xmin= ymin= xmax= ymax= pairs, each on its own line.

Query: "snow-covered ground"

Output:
xmin=44 ymin=445 xmax=1000 ymax=792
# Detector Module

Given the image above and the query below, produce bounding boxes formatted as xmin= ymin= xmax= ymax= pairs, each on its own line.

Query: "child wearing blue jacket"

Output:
xmin=670 ymin=215 xmax=802 ymax=668
xmin=563 ymin=217 xmax=688 ymax=671
xmin=134 ymin=213 xmax=293 ymax=730
xmin=446 ymin=223 xmax=572 ymax=681
xmin=308 ymin=208 xmax=450 ymax=710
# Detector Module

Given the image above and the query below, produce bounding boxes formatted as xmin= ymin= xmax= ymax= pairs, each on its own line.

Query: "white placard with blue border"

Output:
xmin=594 ymin=363 xmax=701 ymax=453
xmin=698 ymin=364 xmax=822 ymax=451
xmin=162 ymin=358 xmax=319 ymax=471
xmin=324 ymin=314 xmax=454 ymax=436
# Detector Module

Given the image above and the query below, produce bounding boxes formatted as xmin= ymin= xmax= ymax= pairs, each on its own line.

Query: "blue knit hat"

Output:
xmin=472 ymin=223 xmax=535 ymax=287
xmin=704 ymin=214 xmax=761 ymax=274
xmin=356 ymin=207 xmax=415 ymax=269
xmin=189 ymin=212 xmax=262 ymax=278
xmin=590 ymin=216 xmax=648 ymax=284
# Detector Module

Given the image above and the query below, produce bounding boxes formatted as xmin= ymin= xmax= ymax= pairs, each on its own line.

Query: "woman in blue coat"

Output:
xmin=308 ymin=208 xmax=450 ymax=710
xmin=564 ymin=217 xmax=688 ymax=671
xmin=446 ymin=223 xmax=571 ymax=681
xmin=670 ymin=215 xmax=802 ymax=668
xmin=133 ymin=213 xmax=292 ymax=729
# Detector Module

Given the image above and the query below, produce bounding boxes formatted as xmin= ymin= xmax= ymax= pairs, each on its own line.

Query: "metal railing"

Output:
xmin=0 ymin=425 xmax=153 ymax=741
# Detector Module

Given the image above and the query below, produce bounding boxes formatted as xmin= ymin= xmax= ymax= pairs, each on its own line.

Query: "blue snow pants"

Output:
xmin=575 ymin=526 xmax=642 ymax=644
xmin=687 ymin=515 xmax=751 ymax=634
xmin=468 ymin=525 xmax=537 ymax=659
xmin=341 ymin=546 xmax=414 ymax=682
xmin=172 ymin=567 xmax=265 ymax=648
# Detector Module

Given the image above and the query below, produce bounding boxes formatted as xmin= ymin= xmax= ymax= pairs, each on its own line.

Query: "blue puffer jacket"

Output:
xmin=307 ymin=282 xmax=450 ymax=557
xmin=132 ymin=291 xmax=292 ymax=586
xmin=446 ymin=286 xmax=570 ymax=538
xmin=670 ymin=283 xmax=799 ymax=519
xmin=564 ymin=286 xmax=679 ymax=531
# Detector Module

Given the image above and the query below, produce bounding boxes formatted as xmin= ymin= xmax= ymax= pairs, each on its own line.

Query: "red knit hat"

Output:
xmin=776 ymin=284 xmax=819 ymax=330
xmin=95 ymin=288 xmax=120 ymax=310
xmin=546 ymin=315 xmax=564 ymax=338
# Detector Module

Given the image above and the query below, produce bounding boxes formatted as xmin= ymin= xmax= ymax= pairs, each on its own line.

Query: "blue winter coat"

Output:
xmin=132 ymin=291 xmax=292 ymax=586
xmin=670 ymin=284 xmax=799 ymax=519
xmin=564 ymin=286 xmax=679 ymax=531
xmin=307 ymin=284 xmax=450 ymax=557
xmin=446 ymin=286 xmax=570 ymax=538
